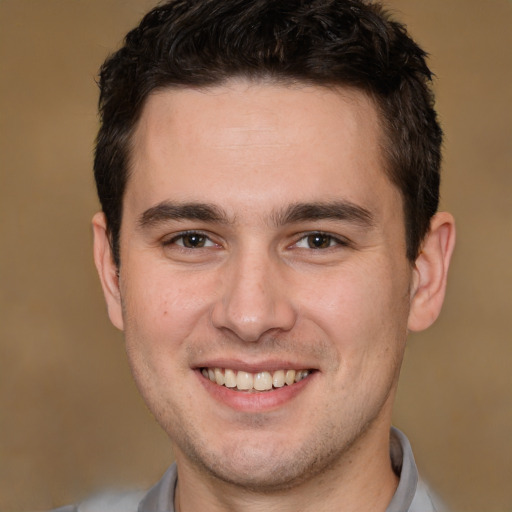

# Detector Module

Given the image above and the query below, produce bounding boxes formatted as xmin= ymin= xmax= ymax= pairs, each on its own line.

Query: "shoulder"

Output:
xmin=388 ymin=428 xmax=448 ymax=512
xmin=48 ymin=464 xmax=178 ymax=512
xmin=409 ymin=479 xmax=448 ymax=512
xmin=49 ymin=490 xmax=146 ymax=512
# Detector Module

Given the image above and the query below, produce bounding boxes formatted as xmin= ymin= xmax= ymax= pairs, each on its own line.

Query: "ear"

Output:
xmin=92 ymin=212 xmax=124 ymax=331
xmin=408 ymin=212 xmax=456 ymax=332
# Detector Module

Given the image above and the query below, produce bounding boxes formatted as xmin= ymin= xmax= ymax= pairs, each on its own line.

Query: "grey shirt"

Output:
xmin=53 ymin=428 xmax=444 ymax=512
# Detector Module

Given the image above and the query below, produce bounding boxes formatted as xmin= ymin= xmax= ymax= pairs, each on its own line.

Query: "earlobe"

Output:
xmin=407 ymin=212 xmax=456 ymax=332
xmin=92 ymin=212 xmax=124 ymax=331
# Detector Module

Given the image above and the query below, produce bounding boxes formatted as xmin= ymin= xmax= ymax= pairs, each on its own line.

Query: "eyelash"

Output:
xmin=293 ymin=232 xmax=350 ymax=250
xmin=163 ymin=230 xmax=219 ymax=249
xmin=162 ymin=230 xmax=349 ymax=250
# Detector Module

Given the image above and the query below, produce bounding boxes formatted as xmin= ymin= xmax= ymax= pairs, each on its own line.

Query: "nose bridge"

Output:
xmin=211 ymin=243 xmax=296 ymax=342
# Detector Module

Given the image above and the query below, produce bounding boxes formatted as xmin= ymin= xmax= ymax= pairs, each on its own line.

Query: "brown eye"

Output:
xmin=306 ymin=233 xmax=333 ymax=249
xmin=164 ymin=231 xmax=218 ymax=251
xmin=180 ymin=233 xmax=208 ymax=248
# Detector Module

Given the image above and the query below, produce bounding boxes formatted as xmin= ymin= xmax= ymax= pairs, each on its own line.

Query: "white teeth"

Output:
xmin=272 ymin=369 xmax=285 ymax=388
xmin=201 ymin=367 xmax=312 ymax=391
xmin=224 ymin=369 xmax=237 ymax=388
xmin=294 ymin=370 xmax=302 ymax=383
xmin=236 ymin=371 xmax=253 ymax=390
xmin=285 ymin=369 xmax=296 ymax=385
xmin=295 ymin=369 xmax=310 ymax=382
xmin=254 ymin=371 xmax=272 ymax=391
xmin=214 ymin=367 xmax=224 ymax=386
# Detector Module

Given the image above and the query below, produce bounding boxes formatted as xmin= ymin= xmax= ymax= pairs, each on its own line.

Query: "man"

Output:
xmin=58 ymin=0 xmax=456 ymax=510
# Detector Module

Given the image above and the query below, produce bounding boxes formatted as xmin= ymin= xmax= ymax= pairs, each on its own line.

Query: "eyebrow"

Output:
xmin=138 ymin=200 xmax=374 ymax=229
xmin=139 ymin=201 xmax=229 ymax=228
xmin=272 ymin=201 xmax=374 ymax=228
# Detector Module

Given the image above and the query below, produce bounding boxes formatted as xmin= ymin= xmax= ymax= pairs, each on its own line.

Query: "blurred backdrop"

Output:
xmin=0 ymin=1 xmax=511 ymax=510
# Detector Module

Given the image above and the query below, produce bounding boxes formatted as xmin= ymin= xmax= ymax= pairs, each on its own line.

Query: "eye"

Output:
xmin=166 ymin=231 xmax=217 ymax=249
xmin=294 ymin=232 xmax=346 ymax=249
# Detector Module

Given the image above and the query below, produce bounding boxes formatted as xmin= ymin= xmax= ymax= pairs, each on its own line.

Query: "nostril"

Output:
xmin=211 ymin=298 xmax=297 ymax=343
xmin=209 ymin=260 xmax=297 ymax=341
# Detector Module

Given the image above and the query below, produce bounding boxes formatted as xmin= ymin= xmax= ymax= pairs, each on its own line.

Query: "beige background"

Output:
xmin=0 ymin=1 xmax=511 ymax=510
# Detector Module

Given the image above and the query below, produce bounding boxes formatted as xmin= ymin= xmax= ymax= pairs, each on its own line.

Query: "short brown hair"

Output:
xmin=95 ymin=0 xmax=442 ymax=265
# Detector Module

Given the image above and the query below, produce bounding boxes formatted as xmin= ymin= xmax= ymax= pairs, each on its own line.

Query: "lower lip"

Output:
xmin=196 ymin=370 xmax=316 ymax=412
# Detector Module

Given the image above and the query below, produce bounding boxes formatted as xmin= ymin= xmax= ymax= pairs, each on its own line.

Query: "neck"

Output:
xmin=173 ymin=425 xmax=398 ymax=512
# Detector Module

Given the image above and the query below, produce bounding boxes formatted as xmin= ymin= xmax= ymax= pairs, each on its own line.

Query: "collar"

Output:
xmin=138 ymin=427 xmax=426 ymax=512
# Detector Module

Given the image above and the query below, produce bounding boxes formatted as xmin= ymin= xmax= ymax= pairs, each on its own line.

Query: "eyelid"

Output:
xmin=163 ymin=230 xmax=219 ymax=248
xmin=161 ymin=229 xmax=350 ymax=250
xmin=292 ymin=231 xmax=351 ymax=249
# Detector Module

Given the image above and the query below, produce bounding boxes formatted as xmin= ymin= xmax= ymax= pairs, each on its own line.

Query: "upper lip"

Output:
xmin=194 ymin=358 xmax=318 ymax=373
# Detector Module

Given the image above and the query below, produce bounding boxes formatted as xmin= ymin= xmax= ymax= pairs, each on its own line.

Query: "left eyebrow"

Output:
xmin=272 ymin=201 xmax=375 ymax=228
xmin=138 ymin=201 xmax=230 ymax=228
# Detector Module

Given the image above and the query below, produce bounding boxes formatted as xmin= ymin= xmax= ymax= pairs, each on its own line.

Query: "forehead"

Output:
xmin=127 ymin=81 xmax=397 ymax=221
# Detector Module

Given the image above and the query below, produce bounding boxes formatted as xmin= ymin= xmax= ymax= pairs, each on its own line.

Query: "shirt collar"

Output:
xmin=138 ymin=427 xmax=420 ymax=512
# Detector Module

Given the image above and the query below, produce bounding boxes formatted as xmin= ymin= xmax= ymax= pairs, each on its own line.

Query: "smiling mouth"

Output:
xmin=200 ymin=367 xmax=314 ymax=392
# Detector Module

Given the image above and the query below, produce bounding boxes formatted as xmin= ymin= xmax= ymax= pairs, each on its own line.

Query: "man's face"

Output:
xmin=111 ymin=82 xmax=415 ymax=489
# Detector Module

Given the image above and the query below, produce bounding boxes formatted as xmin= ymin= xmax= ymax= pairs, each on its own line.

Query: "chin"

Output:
xmin=202 ymin=455 xmax=318 ymax=493
xmin=175 ymin=427 xmax=348 ymax=493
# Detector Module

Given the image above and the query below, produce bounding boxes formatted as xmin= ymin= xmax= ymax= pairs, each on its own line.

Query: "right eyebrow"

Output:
xmin=138 ymin=201 xmax=230 ymax=228
xmin=272 ymin=201 xmax=375 ymax=228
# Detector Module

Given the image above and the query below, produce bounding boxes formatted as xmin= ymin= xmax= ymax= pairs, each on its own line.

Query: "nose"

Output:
xmin=211 ymin=249 xmax=297 ymax=342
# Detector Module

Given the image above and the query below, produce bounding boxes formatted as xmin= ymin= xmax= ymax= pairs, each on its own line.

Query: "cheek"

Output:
xmin=300 ymin=259 xmax=410 ymax=354
xmin=120 ymin=269 xmax=216 ymax=364
xmin=120 ymin=273 xmax=209 ymax=415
